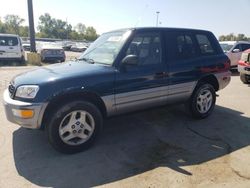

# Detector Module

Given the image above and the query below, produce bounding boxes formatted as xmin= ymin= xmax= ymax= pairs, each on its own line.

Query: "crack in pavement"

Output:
xmin=231 ymin=168 xmax=250 ymax=180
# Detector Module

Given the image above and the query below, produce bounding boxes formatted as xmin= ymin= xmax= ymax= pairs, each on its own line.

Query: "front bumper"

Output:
xmin=3 ymin=89 xmax=47 ymax=129
xmin=238 ymin=65 xmax=250 ymax=75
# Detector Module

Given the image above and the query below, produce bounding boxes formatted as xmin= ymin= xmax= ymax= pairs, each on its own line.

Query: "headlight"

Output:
xmin=15 ymin=85 xmax=39 ymax=99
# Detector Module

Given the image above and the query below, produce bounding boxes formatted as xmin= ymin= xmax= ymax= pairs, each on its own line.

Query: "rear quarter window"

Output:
xmin=0 ymin=36 xmax=19 ymax=46
xmin=196 ymin=34 xmax=215 ymax=55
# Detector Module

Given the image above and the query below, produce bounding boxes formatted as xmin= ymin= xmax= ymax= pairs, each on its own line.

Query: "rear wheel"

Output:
xmin=45 ymin=101 xmax=103 ymax=154
xmin=240 ymin=73 xmax=250 ymax=84
xmin=187 ymin=83 xmax=216 ymax=119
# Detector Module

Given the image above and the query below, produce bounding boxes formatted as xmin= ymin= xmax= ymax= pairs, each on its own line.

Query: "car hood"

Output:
xmin=11 ymin=61 xmax=113 ymax=86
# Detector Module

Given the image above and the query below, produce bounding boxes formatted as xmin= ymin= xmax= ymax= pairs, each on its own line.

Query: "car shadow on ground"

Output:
xmin=230 ymin=69 xmax=239 ymax=76
xmin=12 ymin=105 xmax=250 ymax=188
xmin=0 ymin=60 xmax=27 ymax=67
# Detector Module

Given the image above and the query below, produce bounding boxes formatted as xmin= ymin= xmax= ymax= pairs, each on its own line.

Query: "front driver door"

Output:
xmin=114 ymin=31 xmax=168 ymax=114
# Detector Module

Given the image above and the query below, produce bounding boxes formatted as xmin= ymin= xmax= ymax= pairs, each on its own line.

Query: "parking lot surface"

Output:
xmin=0 ymin=67 xmax=250 ymax=188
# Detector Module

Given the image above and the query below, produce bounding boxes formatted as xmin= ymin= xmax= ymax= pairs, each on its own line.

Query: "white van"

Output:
xmin=0 ymin=34 xmax=25 ymax=62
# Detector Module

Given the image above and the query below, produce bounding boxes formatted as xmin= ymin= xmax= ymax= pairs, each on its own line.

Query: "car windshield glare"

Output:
xmin=220 ymin=43 xmax=234 ymax=52
xmin=78 ymin=30 xmax=132 ymax=65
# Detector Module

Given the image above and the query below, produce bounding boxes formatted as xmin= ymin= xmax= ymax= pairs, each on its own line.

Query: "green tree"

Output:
xmin=37 ymin=13 xmax=54 ymax=38
xmin=0 ymin=18 xmax=7 ymax=33
xmin=219 ymin=33 xmax=250 ymax=42
xmin=75 ymin=23 xmax=86 ymax=34
xmin=4 ymin=15 xmax=25 ymax=35
xmin=37 ymin=13 xmax=74 ymax=39
xmin=69 ymin=30 xmax=80 ymax=40
xmin=19 ymin=26 xmax=29 ymax=37
xmin=84 ymin=26 xmax=98 ymax=41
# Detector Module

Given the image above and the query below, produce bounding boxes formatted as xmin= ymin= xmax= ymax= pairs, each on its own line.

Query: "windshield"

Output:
xmin=220 ymin=43 xmax=234 ymax=53
xmin=79 ymin=30 xmax=132 ymax=65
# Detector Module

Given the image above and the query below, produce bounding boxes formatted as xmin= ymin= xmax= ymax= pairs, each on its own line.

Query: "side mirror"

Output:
xmin=232 ymin=49 xmax=240 ymax=53
xmin=122 ymin=55 xmax=138 ymax=66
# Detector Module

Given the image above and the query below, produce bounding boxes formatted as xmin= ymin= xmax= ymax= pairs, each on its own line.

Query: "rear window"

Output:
xmin=196 ymin=34 xmax=215 ymax=55
xmin=0 ymin=36 xmax=19 ymax=46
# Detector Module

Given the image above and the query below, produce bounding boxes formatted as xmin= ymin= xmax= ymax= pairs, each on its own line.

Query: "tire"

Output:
xmin=18 ymin=56 xmax=25 ymax=64
xmin=187 ymin=83 xmax=216 ymax=119
xmin=240 ymin=73 xmax=250 ymax=84
xmin=45 ymin=100 xmax=103 ymax=154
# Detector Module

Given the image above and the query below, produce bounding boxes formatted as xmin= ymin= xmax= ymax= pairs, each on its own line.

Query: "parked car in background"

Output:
xmin=70 ymin=43 xmax=87 ymax=52
xmin=3 ymin=27 xmax=231 ymax=153
xmin=238 ymin=49 xmax=250 ymax=84
xmin=22 ymin=42 xmax=31 ymax=51
xmin=62 ymin=41 xmax=74 ymax=51
xmin=37 ymin=42 xmax=65 ymax=63
xmin=220 ymin=41 xmax=250 ymax=68
xmin=0 ymin=34 xmax=25 ymax=62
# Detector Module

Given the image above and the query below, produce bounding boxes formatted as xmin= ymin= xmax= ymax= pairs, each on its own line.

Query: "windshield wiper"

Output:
xmin=77 ymin=58 xmax=95 ymax=64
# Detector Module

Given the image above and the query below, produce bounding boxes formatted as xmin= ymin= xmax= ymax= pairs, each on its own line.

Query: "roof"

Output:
xmin=0 ymin=33 xmax=19 ymax=37
xmin=106 ymin=27 xmax=212 ymax=34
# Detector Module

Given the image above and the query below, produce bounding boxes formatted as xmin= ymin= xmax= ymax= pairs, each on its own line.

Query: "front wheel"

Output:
xmin=45 ymin=101 xmax=103 ymax=154
xmin=187 ymin=83 xmax=216 ymax=119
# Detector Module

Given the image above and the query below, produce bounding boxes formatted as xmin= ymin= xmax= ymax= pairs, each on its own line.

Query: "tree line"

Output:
xmin=0 ymin=14 xmax=98 ymax=41
xmin=219 ymin=33 xmax=250 ymax=42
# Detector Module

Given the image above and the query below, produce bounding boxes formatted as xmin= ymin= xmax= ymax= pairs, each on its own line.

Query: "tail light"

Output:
xmin=224 ymin=59 xmax=231 ymax=70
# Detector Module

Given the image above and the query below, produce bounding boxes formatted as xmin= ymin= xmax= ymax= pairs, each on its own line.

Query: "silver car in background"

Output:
xmin=37 ymin=42 xmax=65 ymax=63
xmin=220 ymin=41 xmax=250 ymax=68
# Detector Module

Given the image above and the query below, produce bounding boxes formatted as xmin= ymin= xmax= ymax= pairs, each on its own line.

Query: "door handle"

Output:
xmin=154 ymin=72 xmax=168 ymax=78
xmin=9 ymin=47 xmax=13 ymax=49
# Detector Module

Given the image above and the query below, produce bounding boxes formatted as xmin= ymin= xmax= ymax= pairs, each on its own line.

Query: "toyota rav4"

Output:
xmin=3 ymin=27 xmax=231 ymax=153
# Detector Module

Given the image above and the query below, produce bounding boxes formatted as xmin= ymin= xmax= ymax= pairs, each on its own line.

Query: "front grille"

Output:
xmin=8 ymin=84 xmax=15 ymax=98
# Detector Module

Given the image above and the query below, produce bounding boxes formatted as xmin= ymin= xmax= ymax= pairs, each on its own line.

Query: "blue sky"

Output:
xmin=1 ymin=0 xmax=250 ymax=37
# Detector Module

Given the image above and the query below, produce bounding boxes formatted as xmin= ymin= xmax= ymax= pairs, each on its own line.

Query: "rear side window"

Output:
xmin=172 ymin=34 xmax=197 ymax=60
xmin=0 ymin=36 xmax=18 ymax=46
xmin=196 ymin=34 xmax=215 ymax=55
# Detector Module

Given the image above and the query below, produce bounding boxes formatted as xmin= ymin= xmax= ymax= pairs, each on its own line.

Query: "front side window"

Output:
xmin=79 ymin=30 xmax=131 ymax=65
xmin=196 ymin=34 xmax=215 ymax=55
xmin=126 ymin=33 xmax=162 ymax=66
xmin=0 ymin=37 xmax=18 ymax=46
xmin=234 ymin=44 xmax=242 ymax=52
xmin=241 ymin=44 xmax=250 ymax=51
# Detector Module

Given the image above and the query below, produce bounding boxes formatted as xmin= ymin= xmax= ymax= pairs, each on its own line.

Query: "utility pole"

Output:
xmin=27 ymin=0 xmax=36 ymax=52
xmin=156 ymin=11 xmax=160 ymax=27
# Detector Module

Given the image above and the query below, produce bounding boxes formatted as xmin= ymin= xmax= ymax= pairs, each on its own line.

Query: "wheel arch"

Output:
xmin=41 ymin=91 xmax=107 ymax=129
xmin=196 ymin=74 xmax=219 ymax=91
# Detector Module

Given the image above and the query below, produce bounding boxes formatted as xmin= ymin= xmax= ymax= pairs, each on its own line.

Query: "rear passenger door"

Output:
xmin=165 ymin=31 xmax=200 ymax=102
xmin=115 ymin=31 xmax=168 ymax=113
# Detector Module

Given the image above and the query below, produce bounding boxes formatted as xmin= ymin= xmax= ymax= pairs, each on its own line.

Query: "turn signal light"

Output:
xmin=12 ymin=109 xmax=34 ymax=119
